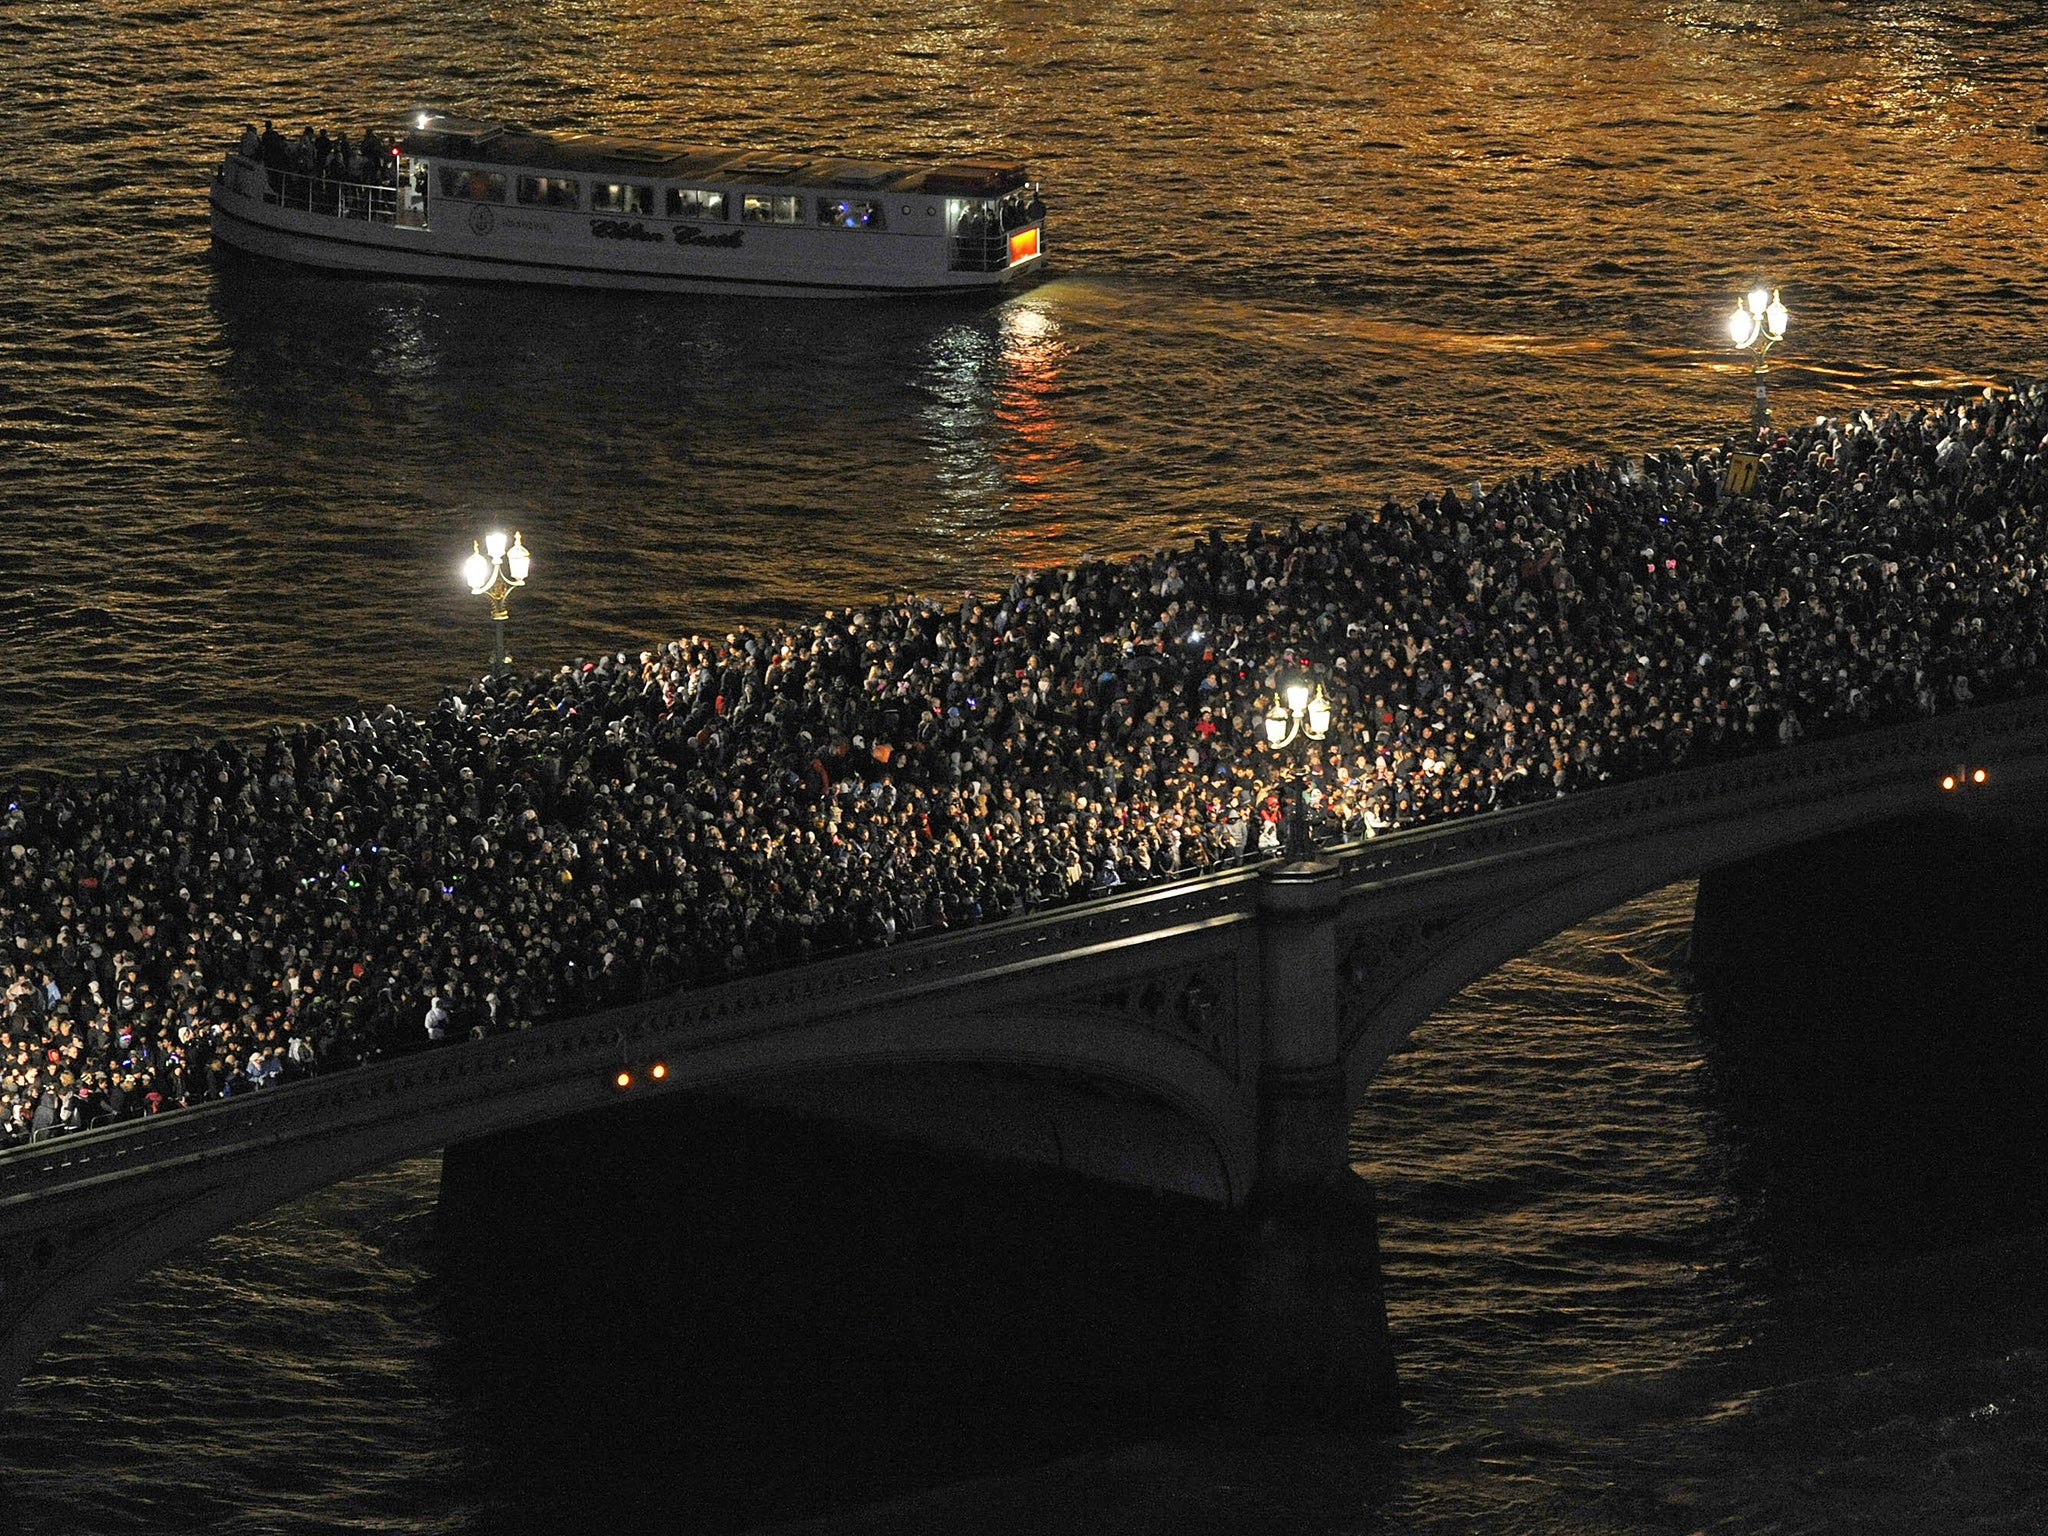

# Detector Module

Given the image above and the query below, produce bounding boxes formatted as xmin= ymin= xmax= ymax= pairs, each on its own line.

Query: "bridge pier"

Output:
xmin=1232 ymin=858 xmax=1399 ymax=1430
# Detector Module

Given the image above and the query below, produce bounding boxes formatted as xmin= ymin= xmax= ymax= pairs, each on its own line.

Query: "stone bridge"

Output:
xmin=5 ymin=693 xmax=2048 ymax=1419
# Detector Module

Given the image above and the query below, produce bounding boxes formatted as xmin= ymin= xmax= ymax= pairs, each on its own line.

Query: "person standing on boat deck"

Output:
xmin=237 ymin=123 xmax=258 ymax=159
xmin=258 ymin=120 xmax=286 ymax=198
xmin=312 ymin=132 xmax=337 ymax=210
xmin=360 ymin=128 xmax=387 ymax=183
xmin=292 ymin=127 xmax=315 ymax=173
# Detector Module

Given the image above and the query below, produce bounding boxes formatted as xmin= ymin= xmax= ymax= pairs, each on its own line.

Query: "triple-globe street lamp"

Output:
xmin=1263 ymin=668 xmax=1334 ymax=859
xmin=1727 ymin=286 xmax=1790 ymax=434
xmin=463 ymin=529 xmax=531 ymax=675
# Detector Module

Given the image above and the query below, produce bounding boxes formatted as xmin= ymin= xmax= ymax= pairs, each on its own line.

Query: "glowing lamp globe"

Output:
xmin=1307 ymin=687 xmax=1332 ymax=738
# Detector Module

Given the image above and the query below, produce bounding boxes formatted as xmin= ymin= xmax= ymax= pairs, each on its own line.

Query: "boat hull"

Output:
xmin=208 ymin=172 xmax=1043 ymax=299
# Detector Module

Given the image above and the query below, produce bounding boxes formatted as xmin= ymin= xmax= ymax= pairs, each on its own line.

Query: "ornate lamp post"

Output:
xmin=463 ymin=529 xmax=531 ymax=674
xmin=1263 ymin=669 xmax=1333 ymax=859
xmin=1727 ymin=286 xmax=1790 ymax=434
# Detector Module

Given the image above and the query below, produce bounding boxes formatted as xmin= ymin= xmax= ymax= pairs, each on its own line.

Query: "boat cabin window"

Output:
xmin=742 ymin=193 xmax=805 ymax=225
xmin=591 ymin=182 xmax=655 ymax=215
xmin=517 ymin=175 xmax=580 ymax=209
xmin=820 ymin=197 xmax=885 ymax=231
xmin=945 ymin=198 xmax=1000 ymax=238
xmin=666 ymin=187 xmax=729 ymax=221
xmin=439 ymin=168 xmax=507 ymax=203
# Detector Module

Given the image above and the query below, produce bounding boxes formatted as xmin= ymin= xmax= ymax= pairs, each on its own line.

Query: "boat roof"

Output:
xmin=397 ymin=114 xmax=1032 ymax=195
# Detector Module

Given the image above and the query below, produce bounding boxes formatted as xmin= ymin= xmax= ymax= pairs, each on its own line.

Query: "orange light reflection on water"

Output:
xmin=987 ymin=297 xmax=1075 ymax=568
xmin=914 ymin=292 xmax=1081 ymax=576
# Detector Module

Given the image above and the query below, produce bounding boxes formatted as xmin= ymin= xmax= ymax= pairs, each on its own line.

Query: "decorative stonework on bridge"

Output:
xmin=6 ymin=692 xmax=2048 ymax=1419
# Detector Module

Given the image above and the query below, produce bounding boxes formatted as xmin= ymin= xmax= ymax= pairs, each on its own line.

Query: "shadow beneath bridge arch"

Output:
xmin=1692 ymin=813 xmax=2048 ymax=1273
xmin=431 ymin=1085 xmax=1240 ymax=1533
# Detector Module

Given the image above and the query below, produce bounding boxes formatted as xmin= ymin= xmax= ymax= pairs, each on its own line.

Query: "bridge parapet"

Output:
xmin=1333 ymin=691 xmax=2048 ymax=897
xmin=11 ymin=694 xmax=2048 ymax=1205
xmin=0 ymin=864 xmax=1265 ymax=1200
xmin=640 ymin=863 xmax=1262 ymax=1034
xmin=11 ymin=693 xmax=2048 ymax=1207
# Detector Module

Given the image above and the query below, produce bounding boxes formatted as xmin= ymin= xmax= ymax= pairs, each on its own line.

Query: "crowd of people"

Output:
xmin=239 ymin=120 xmax=397 ymax=198
xmin=7 ymin=384 xmax=2048 ymax=1146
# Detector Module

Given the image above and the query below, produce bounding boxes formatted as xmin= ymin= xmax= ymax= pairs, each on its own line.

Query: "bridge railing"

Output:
xmin=636 ymin=860 xmax=1261 ymax=1035
xmin=0 ymin=1018 xmax=621 ymax=1199
xmin=1327 ymin=690 xmax=2048 ymax=892
xmin=0 ymin=858 xmax=1264 ymax=1195
xmin=9 ymin=692 xmax=2048 ymax=1193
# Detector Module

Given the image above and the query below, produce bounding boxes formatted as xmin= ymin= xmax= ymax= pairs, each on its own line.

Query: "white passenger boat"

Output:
xmin=209 ymin=113 xmax=1047 ymax=297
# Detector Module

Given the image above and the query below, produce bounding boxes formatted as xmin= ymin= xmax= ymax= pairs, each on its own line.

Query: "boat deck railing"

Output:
xmin=261 ymin=168 xmax=398 ymax=224
xmin=949 ymin=233 xmax=1010 ymax=272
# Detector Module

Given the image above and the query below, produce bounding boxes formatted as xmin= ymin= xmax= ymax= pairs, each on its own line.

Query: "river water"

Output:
xmin=3 ymin=1 xmax=2048 ymax=1531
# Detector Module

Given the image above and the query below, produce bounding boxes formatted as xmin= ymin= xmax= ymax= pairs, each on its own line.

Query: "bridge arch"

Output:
xmin=0 ymin=963 xmax=1256 ymax=1402
xmin=1336 ymin=706 xmax=2048 ymax=1111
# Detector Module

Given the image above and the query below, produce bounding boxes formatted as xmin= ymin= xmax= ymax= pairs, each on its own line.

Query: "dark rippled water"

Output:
xmin=4 ymin=2 xmax=2048 ymax=1531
